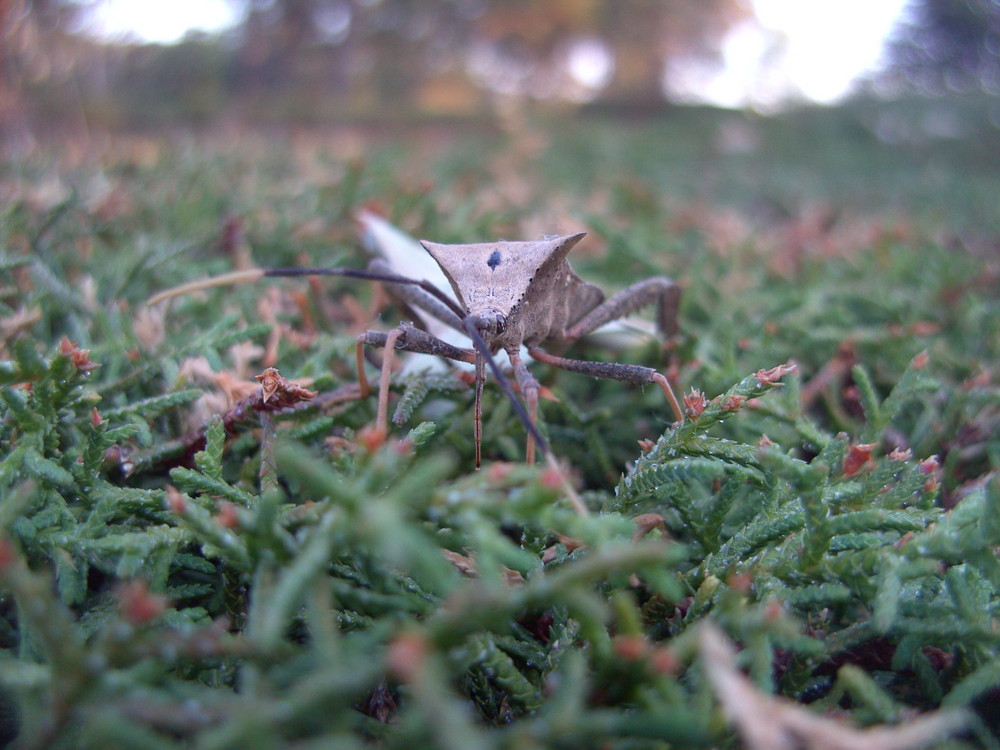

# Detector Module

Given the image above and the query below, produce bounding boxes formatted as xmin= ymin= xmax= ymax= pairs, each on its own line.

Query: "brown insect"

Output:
xmin=149 ymin=232 xmax=684 ymax=468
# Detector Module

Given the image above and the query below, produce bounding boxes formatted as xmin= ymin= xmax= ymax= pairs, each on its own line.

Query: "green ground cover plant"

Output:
xmin=1 ymin=98 xmax=999 ymax=748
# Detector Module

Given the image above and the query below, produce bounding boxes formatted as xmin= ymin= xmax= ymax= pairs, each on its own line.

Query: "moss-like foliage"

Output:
xmin=1 ymin=98 xmax=999 ymax=748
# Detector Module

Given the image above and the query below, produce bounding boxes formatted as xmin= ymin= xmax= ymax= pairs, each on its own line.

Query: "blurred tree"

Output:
xmin=1 ymin=0 xmax=91 ymax=144
xmin=228 ymin=0 xmax=749 ymax=109
xmin=599 ymin=0 xmax=745 ymax=105
xmin=4 ymin=0 xmax=751 ymax=130
xmin=113 ymin=40 xmax=231 ymax=126
xmin=232 ymin=1 xmax=474 ymax=112
xmin=881 ymin=0 xmax=1000 ymax=92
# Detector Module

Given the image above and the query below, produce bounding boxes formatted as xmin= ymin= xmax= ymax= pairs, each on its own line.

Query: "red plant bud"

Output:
xmin=727 ymin=572 xmax=752 ymax=594
xmin=764 ymin=598 xmax=785 ymax=622
xmin=60 ymin=336 xmax=99 ymax=373
xmin=0 ymin=536 xmax=17 ymax=571
xmin=722 ymin=394 xmax=746 ymax=411
xmin=919 ymin=455 xmax=941 ymax=494
xmin=650 ymin=646 xmax=680 ymax=675
xmin=488 ymin=462 xmax=513 ymax=483
xmin=683 ymin=389 xmax=707 ymax=418
xmin=216 ymin=502 xmax=239 ymax=529
xmin=539 ymin=464 xmax=565 ymax=490
xmin=119 ymin=580 xmax=167 ymax=625
xmin=386 ymin=631 xmax=428 ymax=682
xmin=754 ymin=362 xmax=796 ymax=386
xmin=843 ymin=442 xmax=876 ymax=477
xmin=357 ymin=425 xmax=387 ymax=455
xmin=919 ymin=455 xmax=940 ymax=474
xmin=612 ymin=635 xmax=649 ymax=660
xmin=166 ymin=485 xmax=187 ymax=514
xmin=910 ymin=321 xmax=940 ymax=336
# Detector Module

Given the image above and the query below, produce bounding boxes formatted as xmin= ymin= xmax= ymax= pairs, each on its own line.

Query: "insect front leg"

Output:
xmin=355 ymin=323 xmax=475 ymax=442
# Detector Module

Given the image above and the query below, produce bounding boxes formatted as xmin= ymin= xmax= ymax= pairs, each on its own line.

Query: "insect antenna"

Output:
xmin=148 ymin=265 xmax=467 ymax=322
xmin=260 ymin=267 xmax=467 ymax=321
xmin=147 ymin=269 xmax=267 ymax=305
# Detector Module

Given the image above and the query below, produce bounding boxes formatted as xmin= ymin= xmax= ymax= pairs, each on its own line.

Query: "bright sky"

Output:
xmin=86 ymin=0 xmax=240 ymax=44
xmin=691 ymin=0 xmax=912 ymax=108
xmin=85 ymin=0 xmax=911 ymax=108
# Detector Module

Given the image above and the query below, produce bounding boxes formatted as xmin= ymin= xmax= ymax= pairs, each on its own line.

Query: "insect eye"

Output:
xmin=473 ymin=313 xmax=506 ymax=336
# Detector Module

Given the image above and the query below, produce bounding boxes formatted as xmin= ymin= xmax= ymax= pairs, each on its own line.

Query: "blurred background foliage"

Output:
xmin=2 ymin=0 xmax=1000 ymax=136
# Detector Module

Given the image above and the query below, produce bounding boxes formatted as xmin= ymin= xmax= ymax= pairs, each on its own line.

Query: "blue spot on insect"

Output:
xmin=487 ymin=250 xmax=501 ymax=269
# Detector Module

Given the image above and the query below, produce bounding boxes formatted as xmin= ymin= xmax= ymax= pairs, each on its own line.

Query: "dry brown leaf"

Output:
xmin=133 ymin=305 xmax=165 ymax=350
xmin=177 ymin=356 xmax=217 ymax=385
xmin=253 ymin=367 xmax=317 ymax=408
xmin=215 ymin=370 xmax=260 ymax=405
xmin=541 ymin=533 xmax=585 ymax=564
xmin=442 ymin=549 xmax=477 ymax=577
xmin=441 ymin=549 xmax=523 ymax=586
xmin=228 ymin=341 xmax=265 ymax=378
xmin=699 ymin=623 xmax=967 ymax=750
xmin=631 ymin=513 xmax=668 ymax=543
xmin=0 ymin=306 xmax=41 ymax=340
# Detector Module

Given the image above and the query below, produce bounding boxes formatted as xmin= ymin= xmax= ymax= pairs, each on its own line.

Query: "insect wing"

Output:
xmin=356 ymin=210 xmax=471 ymax=371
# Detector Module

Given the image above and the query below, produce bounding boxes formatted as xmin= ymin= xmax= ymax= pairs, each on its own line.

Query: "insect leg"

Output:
xmin=473 ymin=353 xmax=485 ymax=468
xmin=355 ymin=324 xmax=475 ymax=399
xmin=355 ymin=337 xmax=373 ymax=398
xmin=356 ymin=324 xmax=476 ymax=363
xmin=507 ymin=348 xmax=540 ymax=464
xmin=528 ymin=347 xmax=684 ymax=423
xmin=374 ymin=327 xmax=404 ymax=439
xmin=355 ymin=323 xmax=476 ymax=443
xmin=565 ymin=276 xmax=681 ymax=341
xmin=463 ymin=319 xmax=550 ymax=461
